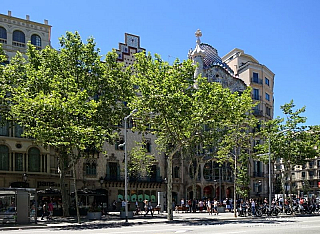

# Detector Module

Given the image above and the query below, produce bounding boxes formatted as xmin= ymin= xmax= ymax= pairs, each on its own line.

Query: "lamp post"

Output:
xmin=257 ymin=129 xmax=289 ymax=209
xmin=267 ymin=129 xmax=289 ymax=208
xmin=22 ymin=173 xmax=28 ymax=187
xmin=99 ymin=176 xmax=104 ymax=188
xmin=119 ymin=109 xmax=138 ymax=222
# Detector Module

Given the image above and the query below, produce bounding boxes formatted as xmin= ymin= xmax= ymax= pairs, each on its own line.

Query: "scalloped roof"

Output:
xmin=200 ymin=43 xmax=234 ymax=74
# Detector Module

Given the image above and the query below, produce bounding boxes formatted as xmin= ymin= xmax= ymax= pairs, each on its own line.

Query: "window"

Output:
xmin=265 ymin=77 xmax=270 ymax=86
xmin=14 ymin=123 xmax=23 ymax=138
xmin=253 ymin=89 xmax=260 ymax=100
xmin=0 ymin=27 xmax=7 ymax=44
xmin=115 ymin=137 xmax=124 ymax=150
xmin=302 ymin=171 xmax=305 ymax=178
xmin=203 ymin=162 xmax=212 ymax=181
xmin=149 ymin=165 xmax=158 ymax=181
xmin=143 ymin=139 xmax=151 ymax=153
xmin=85 ymin=162 xmax=96 ymax=176
xmin=266 ymin=106 xmax=271 ymax=116
xmin=31 ymin=34 xmax=41 ymax=48
xmin=12 ymin=30 xmax=25 ymax=47
xmin=0 ymin=145 xmax=9 ymax=171
xmin=174 ymin=166 xmax=180 ymax=178
xmin=309 ymin=161 xmax=314 ymax=168
xmin=309 ymin=171 xmax=314 ymax=177
xmin=265 ymin=93 xmax=270 ymax=101
xmin=254 ymin=181 xmax=262 ymax=193
xmin=28 ymin=147 xmax=40 ymax=172
xmin=15 ymin=153 xmax=23 ymax=171
xmin=107 ymin=162 xmax=119 ymax=180
xmin=253 ymin=72 xmax=259 ymax=83
xmin=0 ymin=119 xmax=9 ymax=136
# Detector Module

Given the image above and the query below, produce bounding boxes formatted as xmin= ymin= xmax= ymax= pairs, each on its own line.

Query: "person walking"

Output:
xmin=41 ymin=202 xmax=47 ymax=220
xmin=213 ymin=198 xmax=219 ymax=215
xmin=112 ymin=200 xmax=117 ymax=211
xmin=207 ymin=198 xmax=212 ymax=215
xmin=144 ymin=199 xmax=153 ymax=217
xmin=251 ymin=199 xmax=256 ymax=216
xmin=47 ymin=200 xmax=54 ymax=220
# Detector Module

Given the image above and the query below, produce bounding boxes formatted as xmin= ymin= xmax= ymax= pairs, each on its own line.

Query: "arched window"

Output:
xmin=0 ymin=27 xmax=7 ymax=44
xmin=0 ymin=145 xmax=9 ymax=170
xmin=173 ymin=166 xmax=180 ymax=178
xmin=203 ymin=162 xmax=212 ymax=181
xmin=28 ymin=147 xmax=40 ymax=172
xmin=85 ymin=162 xmax=96 ymax=176
xmin=12 ymin=30 xmax=25 ymax=47
xmin=31 ymin=34 xmax=41 ymax=48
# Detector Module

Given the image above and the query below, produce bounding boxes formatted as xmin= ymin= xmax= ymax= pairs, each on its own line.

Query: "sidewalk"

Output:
xmin=0 ymin=211 xmax=253 ymax=231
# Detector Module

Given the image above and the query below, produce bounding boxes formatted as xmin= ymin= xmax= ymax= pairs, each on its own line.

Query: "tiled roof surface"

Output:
xmin=200 ymin=43 xmax=234 ymax=74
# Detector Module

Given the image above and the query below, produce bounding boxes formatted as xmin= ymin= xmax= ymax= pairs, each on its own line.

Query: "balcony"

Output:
xmin=252 ymin=94 xmax=261 ymax=101
xmin=0 ymin=38 xmax=7 ymax=44
xmin=12 ymin=41 xmax=26 ymax=48
xmin=253 ymin=172 xmax=264 ymax=177
xmin=252 ymin=109 xmax=263 ymax=117
xmin=251 ymin=77 xmax=263 ymax=85
xmin=104 ymin=174 xmax=163 ymax=183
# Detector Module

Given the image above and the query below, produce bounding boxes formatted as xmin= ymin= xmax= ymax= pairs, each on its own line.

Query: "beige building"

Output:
xmin=0 ymin=11 xmax=59 ymax=188
xmin=0 ymin=11 xmax=51 ymax=60
xmin=222 ymin=48 xmax=275 ymax=199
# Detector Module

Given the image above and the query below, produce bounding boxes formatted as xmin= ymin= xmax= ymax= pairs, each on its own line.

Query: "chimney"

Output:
xmin=8 ymin=10 xmax=11 ymax=16
xmin=26 ymin=15 xmax=30 ymax=21
xmin=44 ymin=19 xmax=48 ymax=25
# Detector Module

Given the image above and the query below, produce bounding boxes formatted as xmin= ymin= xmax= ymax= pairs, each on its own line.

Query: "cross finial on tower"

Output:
xmin=195 ymin=29 xmax=202 ymax=45
xmin=195 ymin=29 xmax=202 ymax=38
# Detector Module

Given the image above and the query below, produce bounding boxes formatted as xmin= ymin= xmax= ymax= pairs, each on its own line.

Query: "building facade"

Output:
xmin=222 ymin=48 xmax=275 ymax=199
xmin=0 ymin=11 xmax=278 ymax=210
xmin=0 ymin=12 xmax=67 ymax=212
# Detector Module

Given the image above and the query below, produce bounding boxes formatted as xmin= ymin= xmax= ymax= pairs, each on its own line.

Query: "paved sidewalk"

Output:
xmin=0 ymin=211 xmax=258 ymax=231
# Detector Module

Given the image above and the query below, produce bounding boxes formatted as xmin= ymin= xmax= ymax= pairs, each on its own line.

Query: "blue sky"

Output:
xmin=2 ymin=0 xmax=320 ymax=126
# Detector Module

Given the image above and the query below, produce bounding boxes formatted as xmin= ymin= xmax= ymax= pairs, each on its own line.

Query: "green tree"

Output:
xmin=3 ymin=32 xmax=133 ymax=220
xmin=256 ymin=100 xmax=318 ymax=203
xmin=130 ymin=52 xmax=256 ymax=220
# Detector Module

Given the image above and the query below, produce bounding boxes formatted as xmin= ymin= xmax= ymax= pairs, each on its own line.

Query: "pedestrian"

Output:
xmin=226 ymin=198 xmax=230 ymax=212
xmin=112 ymin=200 xmax=117 ymax=211
xmin=207 ymin=198 xmax=212 ymax=215
xmin=41 ymin=202 xmax=47 ymax=220
xmin=251 ymin=199 xmax=256 ymax=216
xmin=135 ymin=200 xmax=140 ymax=215
xmin=144 ymin=199 xmax=153 ymax=217
xmin=188 ymin=199 xmax=192 ymax=213
xmin=199 ymin=200 xmax=204 ymax=212
xmin=192 ymin=198 xmax=197 ymax=213
xmin=213 ymin=198 xmax=219 ymax=215
xmin=48 ymin=200 xmax=54 ymax=220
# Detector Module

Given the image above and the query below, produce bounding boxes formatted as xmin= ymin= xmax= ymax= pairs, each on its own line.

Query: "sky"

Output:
xmin=2 ymin=0 xmax=320 ymax=126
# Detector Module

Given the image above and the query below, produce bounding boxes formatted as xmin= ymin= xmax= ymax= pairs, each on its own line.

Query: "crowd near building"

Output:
xmin=0 ymin=11 xmax=317 ymax=218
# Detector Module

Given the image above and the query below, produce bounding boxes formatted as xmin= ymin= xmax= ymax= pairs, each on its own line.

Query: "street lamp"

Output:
xmin=258 ymin=129 xmax=290 ymax=209
xmin=99 ymin=176 xmax=104 ymax=188
xmin=22 ymin=173 xmax=28 ymax=183
xmin=119 ymin=109 xmax=138 ymax=222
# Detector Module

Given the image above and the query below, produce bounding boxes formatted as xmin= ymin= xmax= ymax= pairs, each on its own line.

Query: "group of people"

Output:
xmin=176 ymin=198 xmax=220 ymax=214
xmin=41 ymin=200 xmax=54 ymax=220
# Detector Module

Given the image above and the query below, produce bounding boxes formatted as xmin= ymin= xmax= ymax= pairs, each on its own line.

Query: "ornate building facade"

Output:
xmin=0 ymin=11 xmax=277 ymax=210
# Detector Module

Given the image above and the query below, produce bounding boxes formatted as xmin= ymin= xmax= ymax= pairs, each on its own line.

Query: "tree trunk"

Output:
xmin=73 ymin=161 xmax=81 ymax=223
xmin=234 ymin=149 xmax=237 ymax=218
xmin=59 ymin=153 xmax=70 ymax=217
xmin=167 ymin=154 xmax=173 ymax=221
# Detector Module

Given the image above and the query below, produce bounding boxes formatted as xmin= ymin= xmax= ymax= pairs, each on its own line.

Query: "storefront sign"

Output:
xmin=37 ymin=181 xmax=59 ymax=188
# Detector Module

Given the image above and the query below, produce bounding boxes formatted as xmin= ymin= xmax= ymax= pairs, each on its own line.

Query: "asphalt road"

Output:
xmin=2 ymin=216 xmax=320 ymax=234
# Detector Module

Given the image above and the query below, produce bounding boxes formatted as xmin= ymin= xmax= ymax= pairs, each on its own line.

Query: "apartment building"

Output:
xmin=222 ymin=48 xmax=275 ymax=199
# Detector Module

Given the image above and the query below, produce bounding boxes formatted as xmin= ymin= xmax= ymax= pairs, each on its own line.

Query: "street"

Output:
xmin=2 ymin=215 xmax=320 ymax=234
